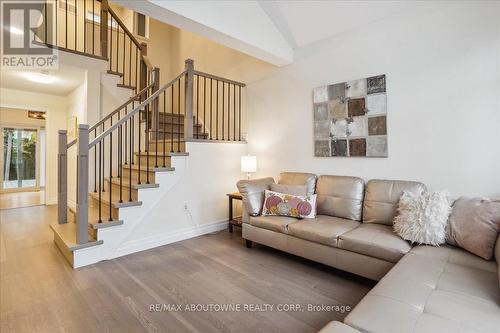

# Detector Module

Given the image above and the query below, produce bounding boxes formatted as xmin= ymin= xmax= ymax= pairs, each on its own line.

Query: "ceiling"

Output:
xmin=115 ymin=0 xmax=445 ymax=66
xmin=0 ymin=65 xmax=86 ymax=96
xmin=260 ymin=1 xmax=422 ymax=48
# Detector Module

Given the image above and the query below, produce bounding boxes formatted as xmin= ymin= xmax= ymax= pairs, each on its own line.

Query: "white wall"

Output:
xmin=246 ymin=1 xmax=500 ymax=197
xmin=119 ymin=141 xmax=245 ymax=249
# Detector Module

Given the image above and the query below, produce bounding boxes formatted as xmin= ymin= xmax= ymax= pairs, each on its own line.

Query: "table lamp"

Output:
xmin=241 ymin=155 xmax=256 ymax=179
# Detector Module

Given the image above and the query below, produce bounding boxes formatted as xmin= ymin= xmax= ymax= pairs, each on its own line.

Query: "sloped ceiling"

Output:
xmin=116 ymin=0 xmax=442 ymax=66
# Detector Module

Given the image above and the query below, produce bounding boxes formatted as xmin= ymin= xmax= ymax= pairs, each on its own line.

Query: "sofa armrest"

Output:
xmin=495 ymin=233 xmax=500 ymax=288
xmin=319 ymin=321 xmax=361 ymax=333
xmin=236 ymin=177 xmax=275 ymax=223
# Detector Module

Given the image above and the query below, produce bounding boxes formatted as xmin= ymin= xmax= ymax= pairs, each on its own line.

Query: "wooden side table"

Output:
xmin=227 ymin=192 xmax=243 ymax=233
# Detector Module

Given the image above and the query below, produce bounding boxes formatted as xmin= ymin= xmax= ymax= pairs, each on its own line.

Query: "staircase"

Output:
xmin=45 ymin=0 xmax=246 ymax=267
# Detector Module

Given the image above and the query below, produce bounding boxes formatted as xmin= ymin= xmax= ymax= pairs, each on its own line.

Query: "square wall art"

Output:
xmin=313 ymin=74 xmax=388 ymax=157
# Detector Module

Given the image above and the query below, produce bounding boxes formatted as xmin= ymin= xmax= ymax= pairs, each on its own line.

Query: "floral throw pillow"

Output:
xmin=262 ymin=190 xmax=317 ymax=219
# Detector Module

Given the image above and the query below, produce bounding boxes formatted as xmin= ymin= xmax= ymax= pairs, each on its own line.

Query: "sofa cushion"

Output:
xmin=278 ymin=172 xmax=317 ymax=195
xmin=237 ymin=177 xmax=275 ymax=216
xmin=319 ymin=321 xmax=361 ymax=333
xmin=344 ymin=245 xmax=500 ymax=333
xmin=496 ymin=233 xmax=500 ymax=288
xmin=338 ymin=223 xmax=411 ymax=263
xmin=287 ymin=215 xmax=360 ymax=247
xmin=316 ymin=175 xmax=364 ymax=221
xmin=249 ymin=215 xmax=299 ymax=234
xmin=270 ymin=183 xmax=308 ymax=195
xmin=363 ymin=179 xmax=426 ymax=225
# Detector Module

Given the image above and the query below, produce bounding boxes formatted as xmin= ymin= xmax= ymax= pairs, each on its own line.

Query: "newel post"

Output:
xmin=151 ymin=67 xmax=160 ymax=133
xmin=76 ymin=125 xmax=89 ymax=245
xmin=184 ymin=59 xmax=194 ymax=140
xmin=57 ymin=130 xmax=67 ymax=224
xmin=100 ymin=0 xmax=109 ymax=58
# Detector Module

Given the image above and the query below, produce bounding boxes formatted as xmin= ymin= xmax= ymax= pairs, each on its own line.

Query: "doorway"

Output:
xmin=1 ymin=124 xmax=46 ymax=209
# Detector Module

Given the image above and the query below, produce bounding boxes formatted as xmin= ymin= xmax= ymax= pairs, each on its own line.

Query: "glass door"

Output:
xmin=2 ymin=128 xmax=38 ymax=190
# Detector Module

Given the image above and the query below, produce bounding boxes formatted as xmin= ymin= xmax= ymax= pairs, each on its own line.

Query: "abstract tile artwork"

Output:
xmin=313 ymin=74 xmax=388 ymax=157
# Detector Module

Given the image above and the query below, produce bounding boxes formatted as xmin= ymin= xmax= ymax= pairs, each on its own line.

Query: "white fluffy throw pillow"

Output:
xmin=393 ymin=190 xmax=452 ymax=246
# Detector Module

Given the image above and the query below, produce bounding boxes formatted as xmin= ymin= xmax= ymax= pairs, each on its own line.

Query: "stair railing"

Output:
xmin=37 ymin=0 xmax=151 ymax=93
xmin=58 ymin=59 xmax=246 ymax=245
xmin=187 ymin=60 xmax=246 ymax=141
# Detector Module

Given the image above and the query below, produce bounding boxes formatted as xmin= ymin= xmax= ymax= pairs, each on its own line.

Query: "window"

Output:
xmin=134 ymin=12 xmax=149 ymax=39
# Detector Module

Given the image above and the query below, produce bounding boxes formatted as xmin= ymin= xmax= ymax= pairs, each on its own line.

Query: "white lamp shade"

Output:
xmin=241 ymin=155 xmax=257 ymax=173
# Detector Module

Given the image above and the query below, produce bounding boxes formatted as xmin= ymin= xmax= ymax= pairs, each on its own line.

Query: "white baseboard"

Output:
xmin=111 ymin=220 xmax=228 ymax=259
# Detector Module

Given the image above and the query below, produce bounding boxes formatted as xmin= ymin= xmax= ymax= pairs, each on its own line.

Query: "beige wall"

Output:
xmin=0 ymin=108 xmax=46 ymax=128
xmin=147 ymin=18 xmax=274 ymax=84
xmin=0 ymin=89 xmax=68 ymax=204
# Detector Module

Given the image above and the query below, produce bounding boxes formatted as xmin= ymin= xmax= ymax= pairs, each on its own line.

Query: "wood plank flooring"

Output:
xmin=0 ymin=205 xmax=373 ymax=333
xmin=0 ymin=190 xmax=45 ymax=210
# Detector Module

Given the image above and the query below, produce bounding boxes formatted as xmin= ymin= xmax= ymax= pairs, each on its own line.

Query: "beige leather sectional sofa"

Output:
xmin=237 ymin=172 xmax=500 ymax=333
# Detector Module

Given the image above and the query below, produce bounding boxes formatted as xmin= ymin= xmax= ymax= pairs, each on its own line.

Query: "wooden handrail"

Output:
xmin=89 ymin=83 xmax=154 ymax=132
xmin=193 ymin=70 xmax=246 ymax=87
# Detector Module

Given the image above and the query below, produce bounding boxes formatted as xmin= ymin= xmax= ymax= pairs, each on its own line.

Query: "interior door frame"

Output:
xmin=0 ymin=123 xmax=42 ymax=193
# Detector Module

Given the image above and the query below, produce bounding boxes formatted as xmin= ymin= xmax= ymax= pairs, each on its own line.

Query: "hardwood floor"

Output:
xmin=0 ymin=190 xmax=45 ymax=210
xmin=0 ymin=205 xmax=373 ymax=333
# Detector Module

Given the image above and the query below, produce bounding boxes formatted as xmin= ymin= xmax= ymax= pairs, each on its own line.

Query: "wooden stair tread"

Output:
xmin=134 ymin=151 xmax=188 ymax=157
xmin=69 ymin=206 xmax=124 ymax=229
xmin=105 ymin=176 xmax=160 ymax=189
xmin=89 ymin=191 xmax=142 ymax=208
xmin=117 ymin=84 xmax=136 ymax=90
xmin=106 ymin=70 xmax=123 ymax=77
xmin=122 ymin=164 xmax=175 ymax=172
xmin=50 ymin=222 xmax=102 ymax=252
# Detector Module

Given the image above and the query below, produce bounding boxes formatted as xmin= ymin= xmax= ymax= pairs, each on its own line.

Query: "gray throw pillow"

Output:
xmin=446 ymin=197 xmax=500 ymax=260
xmin=236 ymin=177 xmax=275 ymax=216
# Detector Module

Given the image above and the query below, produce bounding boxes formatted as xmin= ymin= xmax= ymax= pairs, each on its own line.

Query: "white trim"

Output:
xmin=112 ymin=220 xmax=228 ymax=258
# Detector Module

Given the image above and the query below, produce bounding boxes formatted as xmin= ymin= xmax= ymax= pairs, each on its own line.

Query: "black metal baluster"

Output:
xmin=222 ymin=82 xmax=225 ymax=140
xmin=129 ymin=39 xmax=132 ymax=87
xmin=138 ymin=98 xmax=142 ymax=184
xmin=74 ymin=0 xmax=77 ymax=51
xmin=122 ymin=30 xmax=126 ymax=85
xmin=92 ymin=0 xmax=95 ymax=54
xmin=210 ymin=79 xmax=213 ymax=140
xmin=55 ymin=0 xmax=58 ymax=47
xmin=94 ymin=128 xmax=97 ymax=192
xmin=177 ymin=79 xmax=181 ymax=152
xmin=109 ymin=126 xmax=112 ymax=221
xmin=162 ymin=91 xmax=166 ymax=167
xmin=204 ymin=77 xmax=206 ymax=140
xmin=102 ymin=123 xmax=105 ymax=192
xmin=233 ymin=84 xmax=236 ymax=141
xmin=109 ymin=16 xmax=113 ymax=70
xmin=116 ymin=25 xmax=119 ymax=73
xmin=135 ymin=48 xmax=139 ymax=93
xmin=65 ymin=0 xmax=68 ymax=48
xmin=129 ymin=113 xmax=133 ymax=201
xmin=118 ymin=109 xmax=122 ymax=203
xmin=216 ymin=80 xmax=219 ymax=140
xmin=146 ymin=92 xmax=150 ymax=184
xmin=44 ymin=1 xmax=47 ymax=43
xmin=239 ymin=86 xmax=242 ymax=141
xmin=84 ymin=0 xmax=86 ymax=53
xmin=124 ymin=104 xmax=128 ymax=165
xmin=196 ymin=75 xmax=199 ymax=139
xmin=98 ymin=138 xmax=102 ymax=223
xmin=171 ymin=85 xmax=174 ymax=153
